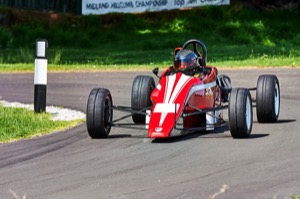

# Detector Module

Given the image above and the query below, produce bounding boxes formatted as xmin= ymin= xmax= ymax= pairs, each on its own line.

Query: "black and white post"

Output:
xmin=34 ymin=39 xmax=48 ymax=113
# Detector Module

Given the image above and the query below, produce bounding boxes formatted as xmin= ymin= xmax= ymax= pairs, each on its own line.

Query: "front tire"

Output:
xmin=131 ymin=75 xmax=155 ymax=124
xmin=86 ymin=88 xmax=113 ymax=138
xmin=228 ymin=88 xmax=253 ymax=138
xmin=256 ymin=75 xmax=280 ymax=123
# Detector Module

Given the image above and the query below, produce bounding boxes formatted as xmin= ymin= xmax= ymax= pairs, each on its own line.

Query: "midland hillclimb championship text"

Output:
xmin=82 ymin=0 xmax=229 ymax=14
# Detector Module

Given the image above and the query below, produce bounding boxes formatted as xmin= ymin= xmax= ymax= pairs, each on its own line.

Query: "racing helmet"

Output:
xmin=174 ymin=49 xmax=198 ymax=71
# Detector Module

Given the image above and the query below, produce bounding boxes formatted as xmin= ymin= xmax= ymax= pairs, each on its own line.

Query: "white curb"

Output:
xmin=0 ymin=99 xmax=86 ymax=121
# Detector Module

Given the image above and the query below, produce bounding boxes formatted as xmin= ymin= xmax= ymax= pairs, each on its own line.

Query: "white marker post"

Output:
xmin=34 ymin=39 xmax=48 ymax=113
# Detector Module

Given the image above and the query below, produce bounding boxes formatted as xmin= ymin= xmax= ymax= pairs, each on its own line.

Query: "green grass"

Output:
xmin=0 ymin=6 xmax=299 ymax=71
xmin=0 ymin=106 xmax=83 ymax=143
xmin=273 ymin=193 xmax=300 ymax=199
xmin=291 ymin=193 xmax=300 ymax=199
xmin=1 ymin=44 xmax=299 ymax=72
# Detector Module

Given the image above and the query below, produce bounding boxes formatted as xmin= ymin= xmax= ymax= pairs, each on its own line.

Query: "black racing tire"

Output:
xmin=86 ymin=88 xmax=113 ymax=138
xmin=228 ymin=88 xmax=253 ymax=138
xmin=131 ymin=75 xmax=155 ymax=124
xmin=256 ymin=75 xmax=280 ymax=123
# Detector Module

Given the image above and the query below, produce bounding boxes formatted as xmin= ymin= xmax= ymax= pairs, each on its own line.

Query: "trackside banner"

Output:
xmin=82 ymin=0 xmax=230 ymax=15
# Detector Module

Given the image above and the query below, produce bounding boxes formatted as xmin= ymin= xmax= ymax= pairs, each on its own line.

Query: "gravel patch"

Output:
xmin=0 ymin=100 xmax=86 ymax=121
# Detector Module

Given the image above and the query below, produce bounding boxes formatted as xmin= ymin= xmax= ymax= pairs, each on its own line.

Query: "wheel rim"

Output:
xmin=104 ymin=96 xmax=112 ymax=131
xmin=274 ymin=83 xmax=280 ymax=116
xmin=245 ymin=96 xmax=252 ymax=130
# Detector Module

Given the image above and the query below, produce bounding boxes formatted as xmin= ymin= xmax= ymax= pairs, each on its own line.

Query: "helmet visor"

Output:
xmin=174 ymin=59 xmax=193 ymax=70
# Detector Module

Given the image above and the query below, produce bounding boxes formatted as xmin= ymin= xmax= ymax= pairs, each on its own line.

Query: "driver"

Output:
xmin=174 ymin=49 xmax=198 ymax=71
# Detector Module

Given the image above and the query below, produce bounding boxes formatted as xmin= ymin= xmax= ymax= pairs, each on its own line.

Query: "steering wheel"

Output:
xmin=182 ymin=39 xmax=207 ymax=67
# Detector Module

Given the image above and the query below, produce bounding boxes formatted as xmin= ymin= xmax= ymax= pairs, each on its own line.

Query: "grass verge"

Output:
xmin=1 ymin=51 xmax=299 ymax=73
xmin=0 ymin=106 xmax=84 ymax=143
xmin=0 ymin=6 xmax=299 ymax=71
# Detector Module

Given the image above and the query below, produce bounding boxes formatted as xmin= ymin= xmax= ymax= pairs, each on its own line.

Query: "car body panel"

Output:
xmin=148 ymin=67 xmax=219 ymax=138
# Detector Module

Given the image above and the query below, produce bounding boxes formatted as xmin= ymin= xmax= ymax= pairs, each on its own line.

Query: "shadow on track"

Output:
xmin=152 ymin=126 xmax=231 ymax=143
xmin=248 ymin=133 xmax=269 ymax=139
xmin=102 ymin=122 xmax=283 ymax=142
xmin=253 ymin=119 xmax=296 ymax=124
xmin=106 ymin=134 xmax=132 ymax=139
xmin=275 ymin=119 xmax=296 ymax=123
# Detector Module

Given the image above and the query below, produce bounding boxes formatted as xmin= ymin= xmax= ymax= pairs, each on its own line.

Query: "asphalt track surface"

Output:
xmin=0 ymin=68 xmax=299 ymax=199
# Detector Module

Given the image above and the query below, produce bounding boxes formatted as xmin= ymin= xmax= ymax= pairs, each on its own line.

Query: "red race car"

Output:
xmin=86 ymin=39 xmax=280 ymax=139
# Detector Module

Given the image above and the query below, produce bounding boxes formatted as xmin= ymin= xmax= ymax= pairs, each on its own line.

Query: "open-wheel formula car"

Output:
xmin=86 ymin=39 xmax=280 ymax=139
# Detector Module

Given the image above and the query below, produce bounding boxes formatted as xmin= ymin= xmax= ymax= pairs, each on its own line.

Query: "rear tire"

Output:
xmin=256 ymin=75 xmax=280 ymax=123
xmin=228 ymin=88 xmax=253 ymax=138
xmin=86 ymin=88 xmax=113 ymax=138
xmin=131 ymin=75 xmax=155 ymax=124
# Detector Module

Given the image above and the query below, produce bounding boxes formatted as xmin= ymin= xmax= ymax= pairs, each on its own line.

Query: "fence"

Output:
xmin=0 ymin=0 xmax=82 ymax=15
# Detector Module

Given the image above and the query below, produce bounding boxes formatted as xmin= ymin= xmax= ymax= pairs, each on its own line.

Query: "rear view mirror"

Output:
xmin=152 ymin=67 xmax=159 ymax=78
